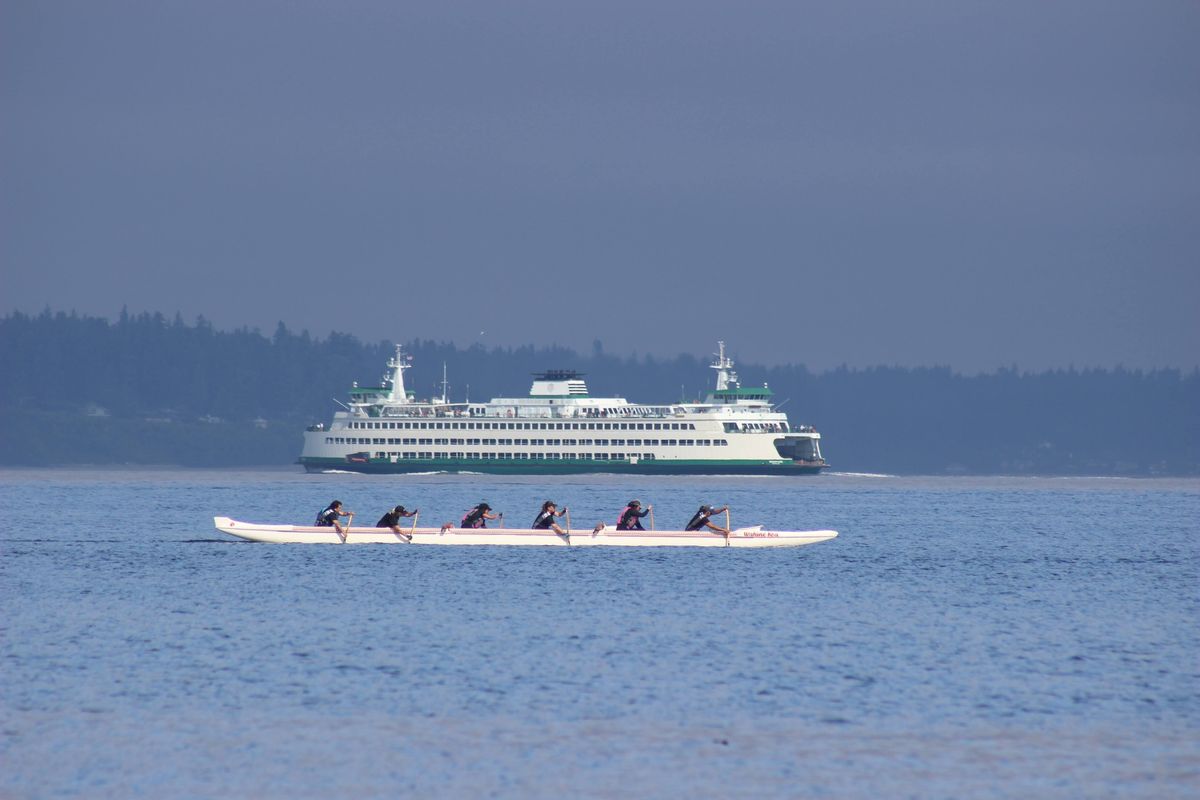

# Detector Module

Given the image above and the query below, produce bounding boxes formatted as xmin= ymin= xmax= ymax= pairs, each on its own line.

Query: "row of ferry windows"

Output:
xmin=347 ymin=420 xmax=698 ymax=431
xmin=374 ymin=452 xmax=658 ymax=461
xmin=327 ymin=437 xmax=730 ymax=447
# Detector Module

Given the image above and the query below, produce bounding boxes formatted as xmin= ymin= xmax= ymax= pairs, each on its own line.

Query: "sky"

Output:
xmin=2 ymin=1 xmax=1197 ymax=372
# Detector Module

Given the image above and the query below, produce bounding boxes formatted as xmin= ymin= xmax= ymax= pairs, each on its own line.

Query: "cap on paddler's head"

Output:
xmin=699 ymin=504 xmax=711 ymax=512
xmin=330 ymin=500 xmax=343 ymax=508
xmin=393 ymin=505 xmax=407 ymax=514
xmin=478 ymin=502 xmax=491 ymax=511
xmin=629 ymin=499 xmax=641 ymax=507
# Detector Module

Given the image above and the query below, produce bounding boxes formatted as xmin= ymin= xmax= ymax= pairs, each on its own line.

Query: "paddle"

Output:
xmin=649 ymin=506 xmax=655 ymax=531
xmin=340 ymin=512 xmax=353 ymax=543
xmin=562 ymin=508 xmax=571 ymax=545
xmin=724 ymin=507 xmax=732 ymax=545
xmin=393 ymin=516 xmax=412 ymax=543
xmin=408 ymin=510 xmax=419 ymax=541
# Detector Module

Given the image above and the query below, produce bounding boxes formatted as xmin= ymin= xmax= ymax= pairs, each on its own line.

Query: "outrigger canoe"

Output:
xmin=213 ymin=517 xmax=837 ymax=548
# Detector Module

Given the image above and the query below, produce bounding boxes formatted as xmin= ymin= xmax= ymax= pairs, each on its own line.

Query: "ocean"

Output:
xmin=1 ymin=469 xmax=1196 ymax=797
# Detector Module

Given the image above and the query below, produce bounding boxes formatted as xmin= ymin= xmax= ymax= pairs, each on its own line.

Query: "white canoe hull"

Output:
xmin=213 ymin=517 xmax=837 ymax=548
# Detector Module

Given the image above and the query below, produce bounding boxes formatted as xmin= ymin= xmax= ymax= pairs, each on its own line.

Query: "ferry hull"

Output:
xmin=298 ymin=458 xmax=826 ymax=476
xmin=214 ymin=517 xmax=837 ymax=548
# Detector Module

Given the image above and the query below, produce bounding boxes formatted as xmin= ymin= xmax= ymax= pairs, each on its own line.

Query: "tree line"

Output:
xmin=1 ymin=308 xmax=1196 ymax=474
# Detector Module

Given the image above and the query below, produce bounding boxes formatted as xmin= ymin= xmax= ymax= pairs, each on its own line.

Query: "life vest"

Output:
xmin=685 ymin=511 xmax=708 ymax=532
xmin=617 ymin=506 xmax=636 ymax=530
xmin=532 ymin=511 xmax=553 ymax=529
xmin=461 ymin=506 xmax=486 ymax=528
xmin=316 ymin=507 xmax=336 ymax=526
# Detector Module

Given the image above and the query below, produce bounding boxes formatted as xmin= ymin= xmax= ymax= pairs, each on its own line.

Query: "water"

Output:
xmin=2 ymin=469 xmax=1197 ymax=797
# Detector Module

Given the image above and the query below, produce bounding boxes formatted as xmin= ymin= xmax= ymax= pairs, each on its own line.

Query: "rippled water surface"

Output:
xmin=2 ymin=469 xmax=1197 ymax=797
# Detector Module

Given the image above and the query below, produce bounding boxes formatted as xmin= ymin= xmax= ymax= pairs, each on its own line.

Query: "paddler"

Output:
xmin=316 ymin=500 xmax=353 ymax=534
xmin=684 ymin=504 xmax=730 ymax=535
xmin=461 ymin=501 xmax=501 ymax=528
xmin=532 ymin=500 xmax=568 ymax=535
xmin=376 ymin=504 xmax=418 ymax=538
xmin=617 ymin=499 xmax=651 ymax=530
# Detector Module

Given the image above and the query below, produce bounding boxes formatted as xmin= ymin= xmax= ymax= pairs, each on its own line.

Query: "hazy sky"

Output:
xmin=2 ymin=1 xmax=1197 ymax=371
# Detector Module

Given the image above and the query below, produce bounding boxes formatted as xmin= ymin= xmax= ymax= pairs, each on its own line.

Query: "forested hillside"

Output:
xmin=1 ymin=309 xmax=1196 ymax=474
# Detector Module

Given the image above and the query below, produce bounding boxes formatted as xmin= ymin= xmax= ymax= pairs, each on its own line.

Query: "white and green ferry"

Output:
xmin=299 ymin=342 xmax=827 ymax=475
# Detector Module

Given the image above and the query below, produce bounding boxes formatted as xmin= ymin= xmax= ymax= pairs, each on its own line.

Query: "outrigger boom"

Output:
xmin=213 ymin=517 xmax=837 ymax=548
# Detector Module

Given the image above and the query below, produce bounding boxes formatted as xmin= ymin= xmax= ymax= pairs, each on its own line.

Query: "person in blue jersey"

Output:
xmin=617 ymin=499 xmax=652 ymax=530
xmin=532 ymin=500 xmax=568 ymax=535
xmin=684 ymin=504 xmax=730 ymax=534
xmin=316 ymin=500 xmax=353 ymax=534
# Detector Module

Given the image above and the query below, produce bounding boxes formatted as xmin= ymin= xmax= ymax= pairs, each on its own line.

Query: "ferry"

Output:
xmin=298 ymin=342 xmax=827 ymax=475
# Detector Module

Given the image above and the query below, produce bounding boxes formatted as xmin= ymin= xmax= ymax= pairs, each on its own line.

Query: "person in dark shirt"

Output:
xmin=376 ymin=504 xmax=418 ymax=540
xmin=461 ymin=502 xmax=501 ymax=529
xmin=617 ymin=499 xmax=652 ymax=530
xmin=316 ymin=500 xmax=353 ymax=534
xmin=532 ymin=500 xmax=568 ymax=535
xmin=684 ymin=504 xmax=730 ymax=534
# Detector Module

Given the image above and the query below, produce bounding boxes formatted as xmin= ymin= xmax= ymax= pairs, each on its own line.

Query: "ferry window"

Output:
xmin=629 ymin=439 xmax=641 ymax=446
xmin=579 ymin=438 xmax=593 ymax=446
xmin=325 ymin=437 xmax=333 ymax=444
xmin=419 ymin=438 xmax=432 ymax=445
xmin=403 ymin=438 xmax=416 ymax=445
xmin=612 ymin=439 xmax=625 ymax=446
xmin=688 ymin=424 xmax=695 ymax=430
xmin=595 ymin=453 xmax=608 ymax=460
xmin=539 ymin=423 xmax=548 ymax=430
